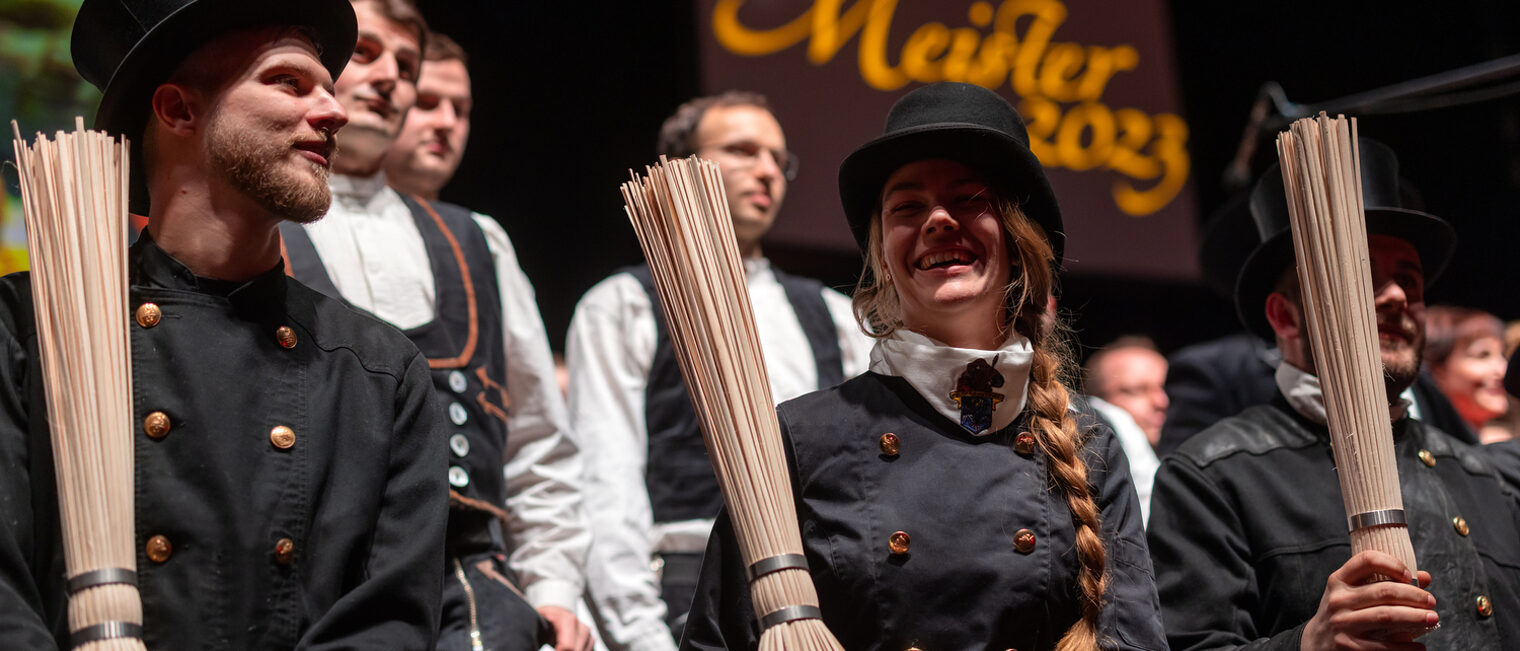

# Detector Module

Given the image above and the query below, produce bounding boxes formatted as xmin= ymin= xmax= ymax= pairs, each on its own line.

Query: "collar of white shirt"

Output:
xmin=1275 ymin=361 xmax=1412 ymax=426
xmin=868 ymin=329 xmax=1033 ymax=436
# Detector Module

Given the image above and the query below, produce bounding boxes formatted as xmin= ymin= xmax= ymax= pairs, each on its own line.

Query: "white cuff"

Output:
xmin=525 ymin=579 xmax=583 ymax=612
xmin=623 ymin=623 xmax=678 ymax=651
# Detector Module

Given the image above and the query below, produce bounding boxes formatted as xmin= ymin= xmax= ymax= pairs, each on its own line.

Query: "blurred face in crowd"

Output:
xmin=331 ymin=0 xmax=420 ymax=175
xmin=1271 ymin=234 xmax=1426 ymax=402
xmin=1093 ymin=347 xmax=1169 ymax=446
xmin=383 ymin=57 xmax=471 ymax=196
xmin=1433 ymin=334 xmax=1509 ymax=428
xmin=692 ymin=104 xmax=789 ymax=252
xmin=193 ymin=28 xmax=346 ymax=222
xmin=878 ymin=159 xmax=1011 ymax=346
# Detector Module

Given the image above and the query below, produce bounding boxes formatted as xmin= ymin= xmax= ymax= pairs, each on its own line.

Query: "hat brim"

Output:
xmin=83 ymin=0 xmax=356 ymax=215
xmin=1235 ymin=207 xmax=1457 ymax=339
xmin=838 ymin=122 xmax=1064 ymax=265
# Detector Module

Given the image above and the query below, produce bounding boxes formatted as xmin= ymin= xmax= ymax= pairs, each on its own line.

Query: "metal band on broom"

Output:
xmin=621 ymin=157 xmax=843 ymax=650
xmin=1276 ymin=114 xmax=1418 ymax=580
xmin=11 ymin=119 xmax=144 ymax=649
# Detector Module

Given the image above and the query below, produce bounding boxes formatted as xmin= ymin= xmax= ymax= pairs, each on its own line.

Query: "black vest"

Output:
xmin=627 ymin=264 xmax=844 ymax=524
xmin=281 ymin=197 xmax=511 ymax=527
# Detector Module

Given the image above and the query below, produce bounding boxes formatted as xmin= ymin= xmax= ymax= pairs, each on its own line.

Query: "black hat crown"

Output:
xmin=838 ymin=82 xmax=1064 ymax=264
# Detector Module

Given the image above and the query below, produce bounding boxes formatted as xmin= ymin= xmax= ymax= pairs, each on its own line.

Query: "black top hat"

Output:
xmin=838 ymin=82 xmax=1064 ymax=265
xmin=1234 ymin=138 xmax=1456 ymax=339
xmin=71 ymin=0 xmax=357 ymax=214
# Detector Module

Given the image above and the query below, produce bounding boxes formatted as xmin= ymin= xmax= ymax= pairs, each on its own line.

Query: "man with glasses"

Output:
xmin=568 ymin=91 xmax=870 ymax=650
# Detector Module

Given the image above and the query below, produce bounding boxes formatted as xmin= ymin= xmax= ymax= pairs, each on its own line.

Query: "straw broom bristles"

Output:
xmin=11 ymin=119 xmax=144 ymax=649
xmin=1276 ymin=114 xmax=1418 ymax=579
xmin=621 ymin=156 xmax=843 ymax=650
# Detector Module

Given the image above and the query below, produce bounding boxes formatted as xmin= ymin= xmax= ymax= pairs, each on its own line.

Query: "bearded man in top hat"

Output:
xmin=1147 ymin=139 xmax=1520 ymax=651
xmin=0 ymin=0 xmax=448 ymax=648
xmin=277 ymin=6 xmax=595 ymax=650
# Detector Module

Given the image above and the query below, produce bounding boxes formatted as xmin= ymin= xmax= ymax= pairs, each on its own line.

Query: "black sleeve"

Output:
xmin=679 ymin=509 xmax=760 ymax=651
xmin=1084 ymin=423 xmax=1168 ymax=651
xmin=1147 ymin=457 xmax=1302 ymax=651
xmin=1485 ymin=439 xmax=1520 ymax=492
xmin=1159 ymin=349 xmax=1239 ymax=458
xmin=0 ymin=277 xmax=62 ymax=649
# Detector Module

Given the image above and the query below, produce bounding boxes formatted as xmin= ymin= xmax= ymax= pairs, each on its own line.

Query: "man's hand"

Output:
xmin=1300 ymin=550 xmax=1438 ymax=651
xmin=539 ymin=605 xmax=593 ymax=651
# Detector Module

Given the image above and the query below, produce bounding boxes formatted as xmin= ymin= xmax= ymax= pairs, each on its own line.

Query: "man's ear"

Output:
xmin=1264 ymin=291 xmax=1302 ymax=342
xmin=149 ymin=84 xmax=201 ymax=137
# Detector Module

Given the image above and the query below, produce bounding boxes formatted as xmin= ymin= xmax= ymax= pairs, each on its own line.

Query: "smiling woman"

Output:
xmin=682 ymin=82 xmax=1166 ymax=651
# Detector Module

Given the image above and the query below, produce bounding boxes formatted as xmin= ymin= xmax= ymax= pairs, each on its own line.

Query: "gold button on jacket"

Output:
xmin=135 ymin=302 xmax=162 ymax=328
xmin=270 ymin=425 xmax=296 ymax=450
xmin=1013 ymin=528 xmax=1037 ymax=554
xmin=275 ymin=326 xmax=298 ymax=349
xmin=888 ymin=530 xmax=911 ymax=555
xmin=879 ymin=433 xmax=900 ymax=456
xmin=1418 ymin=449 xmax=1435 ymax=467
xmin=1453 ymin=516 xmax=1470 ymax=537
xmin=144 ymin=411 xmax=171 ymax=440
xmin=273 ymin=538 xmax=296 ymax=565
xmin=1014 ymin=431 xmax=1035 ymax=456
xmin=1477 ymin=594 xmax=1494 ymax=618
xmin=145 ymin=535 xmax=172 ymax=563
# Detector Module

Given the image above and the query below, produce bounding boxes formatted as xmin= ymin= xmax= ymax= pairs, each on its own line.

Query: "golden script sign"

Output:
xmin=711 ymin=0 xmax=1188 ymax=218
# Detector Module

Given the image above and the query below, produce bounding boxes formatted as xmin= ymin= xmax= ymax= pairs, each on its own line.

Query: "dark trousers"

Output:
xmin=659 ymin=552 xmax=705 ymax=641
xmin=438 ymin=551 xmax=552 ymax=651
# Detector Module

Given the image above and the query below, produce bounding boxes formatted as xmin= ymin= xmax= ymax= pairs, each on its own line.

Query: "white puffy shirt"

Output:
xmin=297 ymin=172 xmax=590 ymax=611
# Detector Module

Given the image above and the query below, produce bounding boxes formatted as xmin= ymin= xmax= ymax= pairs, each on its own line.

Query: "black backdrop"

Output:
xmin=418 ymin=0 xmax=1520 ymax=357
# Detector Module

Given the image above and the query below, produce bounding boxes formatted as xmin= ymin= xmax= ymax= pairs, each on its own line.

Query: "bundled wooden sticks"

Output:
xmin=621 ymin=157 xmax=842 ymax=650
xmin=11 ymin=119 xmax=144 ymax=649
xmin=1276 ymin=114 xmax=1418 ymax=578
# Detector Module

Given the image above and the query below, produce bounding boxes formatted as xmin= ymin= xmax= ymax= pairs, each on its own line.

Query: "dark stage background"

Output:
xmin=405 ymin=1 xmax=1520 ymax=355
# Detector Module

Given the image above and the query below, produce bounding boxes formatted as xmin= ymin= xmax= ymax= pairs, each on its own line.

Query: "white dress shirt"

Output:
xmin=300 ymin=172 xmax=590 ymax=610
xmin=567 ymin=260 xmax=871 ymax=651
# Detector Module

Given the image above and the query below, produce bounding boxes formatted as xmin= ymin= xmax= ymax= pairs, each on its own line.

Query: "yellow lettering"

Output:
xmin=1036 ymin=42 xmax=1086 ymax=102
xmin=998 ymin=0 xmax=1067 ymax=100
xmin=807 ymin=0 xmax=873 ymax=64
xmin=711 ymin=0 xmax=815 ymax=57
xmin=901 ymin=22 xmax=951 ymax=82
xmin=940 ymin=27 xmax=984 ymax=82
xmin=858 ymin=0 xmax=909 ymax=90
xmin=1074 ymin=44 xmax=1138 ymax=101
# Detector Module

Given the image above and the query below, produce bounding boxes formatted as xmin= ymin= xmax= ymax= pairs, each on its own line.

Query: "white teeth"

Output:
xmin=916 ymin=251 xmax=971 ymax=270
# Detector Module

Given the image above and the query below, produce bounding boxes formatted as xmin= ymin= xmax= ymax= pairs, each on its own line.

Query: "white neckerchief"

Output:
xmin=869 ymin=329 xmax=1033 ymax=435
xmin=1276 ymin=362 xmax=1412 ymax=426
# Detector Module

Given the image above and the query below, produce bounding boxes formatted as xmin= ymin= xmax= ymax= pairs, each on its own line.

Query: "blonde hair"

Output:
xmin=852 ymin=200 xmax=1107 ymax=650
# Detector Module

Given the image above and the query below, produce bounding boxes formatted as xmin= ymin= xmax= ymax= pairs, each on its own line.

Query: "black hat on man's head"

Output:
xmin=1234 ymin=138 xmax=1456 ymax=339
xmin=838 ymin=82 xmax=1065 ymax=265
xmin=72 ymin=0 xmax=357 ymax=213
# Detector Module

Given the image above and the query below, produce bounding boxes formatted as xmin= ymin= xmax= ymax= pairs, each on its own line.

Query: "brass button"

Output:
xmin=888 ymin=530 xmax=911 ymax=555
xmin=1418 ymin=449 xmax=1435 ymax=467
xmin=275 ymin=326 xmax=298 ymax=349
xmin=145 ymin=535 xmax=172 ymax=563
xmin=1014 ymin=431 xmax=1035 ymax=456
xmin=135 ymin=303 xmax=162 ymax=328
xmin=270 ymin=425 xmax=296 ymax=450
xmin=1453 ymin=516 xmax=1470 ymax=536
xmin=143 ymin=411 xmax=171 ymax=440
xmin=273 ymin=537 xmax=296 ymax=565
xmin=1014 ymin=528 xmax=1037 ymax=554
xmin=1477 ymin=594 xmax=1493 ymax=618
xmin=879 ymin=433 xmax=900 ymax=456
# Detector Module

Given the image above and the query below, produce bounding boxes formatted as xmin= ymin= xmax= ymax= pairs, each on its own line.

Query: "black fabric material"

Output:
xmin=1158 ymin=333 xmax=1476 ymax=458
xmin=0 ymin=235 xmax=447 ymax=649
xmin=837 ymin=82 xmax=1064 ymax=264
xmin=282 ymin=197 xmax=542 ymax=648
xmin=438 ymin=552 xmax=553 ymax=651
xmin=1148 ymin=396 xmax=1520 ymax=651
xmin=682 ymin=372 xmax=1167 ymax=651
xmin=70 ymin=0 xmax=357 ymax=214
xmin=627 ymin=263 xmax=843 ymax=525
xmin=1232 ymin=139 xmax=1456 ymax=339
xmin=658 ymin=552 xmax=704 ymax=641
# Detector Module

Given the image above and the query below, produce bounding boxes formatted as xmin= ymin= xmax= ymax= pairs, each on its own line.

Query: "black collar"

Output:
xmin=130 ymin=231 xmax=288 ymax=319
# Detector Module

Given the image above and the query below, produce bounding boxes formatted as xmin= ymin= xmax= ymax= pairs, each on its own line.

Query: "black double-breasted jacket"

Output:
xmin=682 ymin=371 xmax=1168 ymax=651
xmin=0 ymin=237 xmax=448 ymax=649
xmin=1148 ymin=397 xmax=1520 ymax=651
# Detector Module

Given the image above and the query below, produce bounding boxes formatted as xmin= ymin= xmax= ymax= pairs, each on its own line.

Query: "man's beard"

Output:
xmin=207 ymin=118 xmax=332 ymax=223
xmin=1296 ymin=310 xmax=1424 ymax=404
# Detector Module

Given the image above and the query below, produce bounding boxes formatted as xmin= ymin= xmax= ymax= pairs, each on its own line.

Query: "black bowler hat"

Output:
xmin=71 ymin=0 xmax=357 ymax=213
xmin=838 ymin=82 xmax=1064 ymax=265
xmin=1234 ymin=138 xmax=1456 ymax=339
